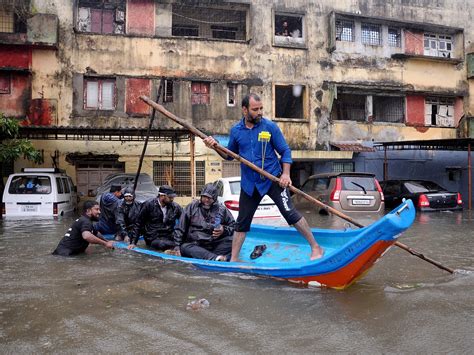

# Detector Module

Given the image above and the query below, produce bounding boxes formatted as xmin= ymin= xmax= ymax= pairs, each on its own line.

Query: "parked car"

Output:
xmin=2 ymin=168 xmax=78 ymax=217
xmin=380 ymin=179 xmax=463 ymax=211
xmin=212 ymin=177 xmax=283 ymax=220
xmin=95 ymin=173 xmax=158 ymax=204
xmin=293 ymin=172 xmax=385 ymax=214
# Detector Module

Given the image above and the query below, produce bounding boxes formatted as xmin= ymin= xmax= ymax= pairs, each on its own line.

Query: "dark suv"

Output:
xmin=380 ymin=180 xmax=463 ymax=211
xmin=293 ymin=173 xmax=385 ymax=214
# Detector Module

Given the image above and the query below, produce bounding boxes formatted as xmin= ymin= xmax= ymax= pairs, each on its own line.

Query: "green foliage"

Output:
xmin=0 ymin=113 xmax=42 ymax=164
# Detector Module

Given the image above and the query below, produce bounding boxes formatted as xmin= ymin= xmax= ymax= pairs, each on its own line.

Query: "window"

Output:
xmin=84 ymin=78 xmax=116 ymax=110
xmin=172 ymin=5 xmax=247 ymax=41
xmin=425 ymin=97 xmax=455 ymax=127
xmin=373 ymin=96 xmax=405 ymax=123
xmin=211 ymin=25 xmax=238 ymax=40
xmin=0 ymin=9 xmax=14 ymax=33
xmin=172 ymin=24 xmax=198 ymax=37
xmin=56 ymin=177 xmax=64 ymax=194
xmin=163 ymin=80 xmax=173 ymax=103
xmin=191 ymin=82 xmax=210 ymax=105
xmin=77 ymin=1 xmax=125 ymax=34
xmin=153 ymin=161 xmax=205 ymax=196
xmin=0 ymin=72 xmax=11 ymax=94
xmin=424 ymin=33 xmax=452 ymax=58
xmin=62 ymin=178 xmax=71 ymax=193
xmin=361 ymin=23 xmax=382 ymax=46
xmin=388 ymin=28 xmax=401 ymax=47
xmin=8 ymin=176 xmax=52 ymax=194
xmin=275 ymin=85 xmax=305 ymax=119
xmin=335 ymin=20 xmax=354 ymax=42
xmin=332 ymin=162 xmax=355 ymax=173
xmin=227 ymin=84 xmax=236 ymax=106
xmin=335 ymin=93 xmax=405 ymax=123
xmin=274 ymin=14 xmax=303 ymax=38
xmin=334 ymin=94 xmax=366 ymax=121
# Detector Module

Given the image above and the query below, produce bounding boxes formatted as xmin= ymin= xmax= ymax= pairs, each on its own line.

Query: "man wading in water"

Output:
xmin=52 ymin=200 xmax=114 ymax=256
xmin=204 ymin=93 xmax=324 ymax=262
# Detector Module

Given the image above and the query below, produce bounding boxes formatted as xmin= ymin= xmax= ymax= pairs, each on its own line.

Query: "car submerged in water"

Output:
xmin=94 ymin=173 xmax=158 ymax=204
xmin=212 ymin=176 xmax=283 ymax=220
xmin=380 ymin=179 xmax=463 ymax=211
xmin=292 ymin=172 xmax=385 ymax=215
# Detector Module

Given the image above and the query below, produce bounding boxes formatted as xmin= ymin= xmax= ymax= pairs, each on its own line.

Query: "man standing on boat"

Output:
xmin=133 ymin=185 xmax=182 ymax=251
xmin=172 ymin=183 xmax=235 ymax=261
xmin=52 ymin=200 xmax=115 ymax=256
xmin=204 ymin=93 xmax=323 ymax=262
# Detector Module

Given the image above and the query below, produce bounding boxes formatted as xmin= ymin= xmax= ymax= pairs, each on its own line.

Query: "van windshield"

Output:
xmin=8 ymin=175 xmax=52 ymax=194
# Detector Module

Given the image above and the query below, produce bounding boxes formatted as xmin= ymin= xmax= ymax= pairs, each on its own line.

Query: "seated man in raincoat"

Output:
xmin=172 ymin=183 xmax=235 ymax=261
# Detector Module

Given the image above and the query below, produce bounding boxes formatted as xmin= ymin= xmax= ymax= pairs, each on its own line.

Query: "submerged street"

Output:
xmin=0 ymin=211 xmax=473 ymax=353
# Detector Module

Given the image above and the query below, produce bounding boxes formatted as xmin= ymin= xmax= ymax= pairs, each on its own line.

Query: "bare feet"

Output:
xmin=310 ymin=246 xmax=324 ymax=260
xmin=215 ymin=255 xmax=227 ymax=262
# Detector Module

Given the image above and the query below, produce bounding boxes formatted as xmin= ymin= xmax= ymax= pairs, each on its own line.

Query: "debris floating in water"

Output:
xmin=186 ymin=298 xmax=210 ymax=311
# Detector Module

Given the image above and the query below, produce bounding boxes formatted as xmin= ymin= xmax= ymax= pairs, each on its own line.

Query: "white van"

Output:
xmin=2 ymin=168 xmax=78 ymax=217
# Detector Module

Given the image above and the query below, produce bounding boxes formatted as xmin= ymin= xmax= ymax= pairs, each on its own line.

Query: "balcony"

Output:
xmin=0 ymin=13 xmax=58 ymax=48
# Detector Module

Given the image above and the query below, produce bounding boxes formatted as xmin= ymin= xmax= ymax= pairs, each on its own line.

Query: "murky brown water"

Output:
xmin=1 ymin=209 xmax=473 ymax=353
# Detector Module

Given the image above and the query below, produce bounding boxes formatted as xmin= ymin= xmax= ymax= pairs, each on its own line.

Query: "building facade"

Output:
xmin=1 ymin=0 xmax=473 ymax=201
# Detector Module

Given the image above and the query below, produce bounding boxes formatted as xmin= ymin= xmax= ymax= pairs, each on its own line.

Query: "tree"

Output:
xmin=0 ymin=113 xmax=43 ymax=193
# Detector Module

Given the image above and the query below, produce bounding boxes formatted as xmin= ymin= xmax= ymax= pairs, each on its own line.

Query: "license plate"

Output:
xmin=352 ymin=199 xmax=370 ymax=205
xmin=21 ymin=205 xmax=38 ymax=212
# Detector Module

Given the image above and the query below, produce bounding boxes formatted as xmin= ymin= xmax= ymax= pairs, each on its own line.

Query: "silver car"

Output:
xmin=293 ymin=172 xmax=385 ymax=214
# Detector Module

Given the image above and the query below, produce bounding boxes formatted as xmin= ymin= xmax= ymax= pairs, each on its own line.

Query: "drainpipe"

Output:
xmin=383 ymin=146 xmax=388 ymax=180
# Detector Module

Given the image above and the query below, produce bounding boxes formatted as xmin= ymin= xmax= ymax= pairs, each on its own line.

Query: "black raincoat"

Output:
xmin=137 ymin=197 xmax=183 ymax=245
xmin=174 ymin=184 xmax=235 ymax=246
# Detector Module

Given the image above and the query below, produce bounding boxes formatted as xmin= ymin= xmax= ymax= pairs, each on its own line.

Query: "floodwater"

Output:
xmin=1 ymin=210 xmax=473 ymax=353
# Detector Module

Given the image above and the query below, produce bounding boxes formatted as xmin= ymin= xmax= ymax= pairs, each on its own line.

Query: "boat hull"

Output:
xmin=112 ymin=199 xmax=415 ymax=289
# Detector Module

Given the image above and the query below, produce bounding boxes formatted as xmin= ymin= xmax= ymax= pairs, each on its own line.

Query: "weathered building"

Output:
xmin=1 ymin=0 xmax=473 ymax=201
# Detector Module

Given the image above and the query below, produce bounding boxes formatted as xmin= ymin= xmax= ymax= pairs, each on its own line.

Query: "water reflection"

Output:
xmin=0 ymin=210 xmax=473 ymax=353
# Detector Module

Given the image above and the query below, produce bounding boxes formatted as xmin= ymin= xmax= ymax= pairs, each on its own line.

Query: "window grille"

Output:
xmin=211 ymin=25 xmax=237 ymax=40
xmin=388 ymin=28 xmax=401 ymax=47
xmin=153 ymin=161 xmax=205 ymax=196
xmin=361 ymin=23 xmax=382 ymax=46
xmin=373 ymin=96 xmax=405 ymax=123
xmin=172 ymin=5 xmax=247 ymax=41
xmin=335 ymin=94 xmax=366 ymax=121
xmin=172 ymin=24 xmax=198 ymax=37
xmin=0 ymin=9 xmax=14 ymax=33
xmin=163 ymin=80 xmax=173 ymax=103
xmin=222 ymin=161 xmax=240 ymax=178
xmin=335 ymin=20 xmax=354 ymax=42
xmin=333 ymin=162 xmax=355 ymax=173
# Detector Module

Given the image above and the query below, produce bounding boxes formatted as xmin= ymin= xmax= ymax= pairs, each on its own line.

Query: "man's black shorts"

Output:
xmin=235 ymin=181 xmax=302 ymax=232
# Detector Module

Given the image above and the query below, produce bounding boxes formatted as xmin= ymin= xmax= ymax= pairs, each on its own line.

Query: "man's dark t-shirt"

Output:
xmin=52 ymin=215 xmax=94 ymax=256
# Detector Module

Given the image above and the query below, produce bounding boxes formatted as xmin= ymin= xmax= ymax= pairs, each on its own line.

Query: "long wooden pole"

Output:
xmin=140 ymin=96 xmax=454 ymax=274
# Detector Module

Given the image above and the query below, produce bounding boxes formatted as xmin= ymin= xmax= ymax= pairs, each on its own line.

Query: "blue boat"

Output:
xmin=112 ymin=199 xmax=415 ymax=289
